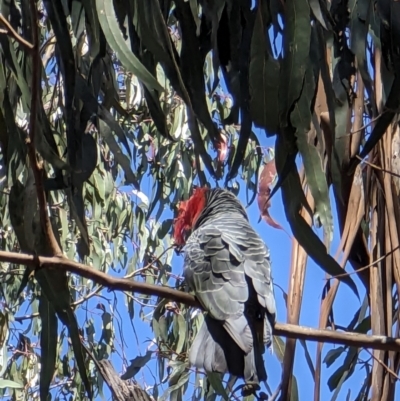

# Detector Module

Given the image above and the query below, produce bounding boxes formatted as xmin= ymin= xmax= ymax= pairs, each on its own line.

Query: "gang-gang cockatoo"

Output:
xmin=173 ymin=187 xmax=276 ymax=395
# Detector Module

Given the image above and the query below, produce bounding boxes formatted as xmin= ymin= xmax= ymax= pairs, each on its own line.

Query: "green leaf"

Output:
xmin=39 ymin=295 xmax=58 ymax=401
xmin=328 ymin=354 xmax=356 ymax=394
xmin=299 ymin=339 xmax=315 ymax=378
xmin=324 ymin=347 xmax=345 ymax=368
xmin=206 ymin=372 xmax=229 ymax=401
xmin=0 ymin=379 xmax=24 ymax=389
xmin=290 ymin=375 xmax=300 ymax=401
xmin=152 ymin=300 xmax=168 ymax=340
xmin=100 ymin=312 xmax=114 ymax=346
xmin=72 ymin=134 xmax=98 ymax=186
xmin=275 ymin=136 xmax=359 ymax=296
xmin=43 ymin=0 xmax=76 ymax=173
xmin=168 ymin=361 xmax=187 ymax=386
xmin=160 ymin=369 xmax=190 ymax=401
xmin=81 ymin=0 xmax=102 ymax=58
xmin=35 ymin=269 xmax=93 ymax=399
xmin=349 ymin=0 xmax=375 ymax=113
xmin=273 ymin=336 xmax=286 ymax=363
xmin=327 ymin=334 xmax=366 ymax=393
xmin=96 ymin=0 xmax=164 ymax=92
xmin=314 ymin=27 xmax=340 ymax=190
xmin=288 ymin=25 xmax=333 ymax=246
xmin=308 ymin=0 xmax=329 ymax=29
xmin=65 ymin=309 xmax=92 ymax=397
xmin=173 ymin=0 xmax=221 ymax=145
xmin=174 ymin=313 xmax=186 ymax=354
xmin=0 ymin=312 xmax=9 ymax=378
xmin=297 ymin=129 xmax=333 ymax=245
xmin=120 ymin=351 xmax=152 ymax=380
xmin=0 ymin=65 xmax=26 ymax=190
xmin=249 ymin=3 xmax=280 ymax=135
xmin=75 ymin=75 xmax=131 ymax=154
xmin=0 ymin=36 xmax=31 ymax=111
xmin=158 ymin=218 xmax=173 ymax=239
xmin=279 ymin=0 xmax=311 ymax=128
xmin=98 ymin=119 xmax=138 ymax=188
xmin=355 ymin=74 xmax=400 ymax=165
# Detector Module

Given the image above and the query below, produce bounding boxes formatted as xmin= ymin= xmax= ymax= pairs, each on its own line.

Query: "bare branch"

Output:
xmin=1 ymin=250 xmax=400 ymax=352
xmin=82 ymin=343 xmax=152 ymax=401
xmin=274 ymin=323 xmax=400 ymax=352
xmin=356 ymin=155 xmax=400 ymax=180
xmin=0 ymin=14 xmax=34 ymax=51
xmin=27 ymin=1 xmax=62 ymax=256
xmin=365 ymin=349 xmax=400 ymax=381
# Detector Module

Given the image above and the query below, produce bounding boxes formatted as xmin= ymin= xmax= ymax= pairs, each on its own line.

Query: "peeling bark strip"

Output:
xmin=97 ymin=360 xmax=152 ymax=401
xmin=2 ymin=250 xmax=400 ymax=352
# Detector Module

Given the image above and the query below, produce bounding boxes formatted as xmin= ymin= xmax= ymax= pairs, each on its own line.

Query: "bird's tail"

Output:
xmin=189 ymin=314 xmax=245 ymax=377
xmin=189 ymin=315 xmax=267 ymax=386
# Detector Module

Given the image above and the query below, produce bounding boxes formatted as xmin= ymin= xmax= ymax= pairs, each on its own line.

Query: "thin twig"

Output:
xmin=124 ymin=245 xmax=175 ymax=279
xmin=269 ymin=382 xmax=282 ymax=401
xmin=357 ymin=155 xmax=400 ymax=180
xmin=72 ymin=285 xmax=103 ymax=307
xmin=327 ymin=245 xmax=400 ymax=280
xmin=14 ymin=285 xmax=103 ymax=322
xmin=0 ymin=14 xmax=34 ymax=51
xmin=365 ymin=349 xmax=400 ymax=381
xmin=349 ymin=114 xmax=381 ymax=135
xmin=2 ymin=250 xmax=400 ymax=352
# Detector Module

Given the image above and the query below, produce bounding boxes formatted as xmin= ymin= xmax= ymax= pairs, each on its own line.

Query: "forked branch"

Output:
xmin=0 ymin=250 xmax=399 ymax=352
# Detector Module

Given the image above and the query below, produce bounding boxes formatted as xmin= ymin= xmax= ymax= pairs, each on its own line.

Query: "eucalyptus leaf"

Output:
xmin=249 ymin=4 xmax=280 ymax=135
xmin=207 ymin=372 xmax=229 ymax=401
xmin=96 ymin=0 xmax=164 ymax=92
xmin=38 ymin=295 xmax=58 ymax=401
xmin=0 ymin=379 xmax=24 ymax=389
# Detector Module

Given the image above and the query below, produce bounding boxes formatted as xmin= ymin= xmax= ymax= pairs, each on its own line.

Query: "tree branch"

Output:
xmin=0 ymin=14 xmax=34 ymax=50
xmin=2 ymin=250 xmax=400 ymax=352
xmin=26 ymin=1 xmax=62 ymax=256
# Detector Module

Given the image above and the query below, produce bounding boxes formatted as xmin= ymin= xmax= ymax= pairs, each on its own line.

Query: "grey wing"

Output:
xmin=217 ymin=219 xmax=276 ymax=345
xmin=183 ymin=226 xmax=253 ymax=353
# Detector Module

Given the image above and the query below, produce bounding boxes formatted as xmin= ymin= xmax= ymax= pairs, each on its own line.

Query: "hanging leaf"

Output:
xmin=276 ymin=136 xmax=359 ymax=297
xmin=96 ymin=0 xmax=164 ymax=92
xmin=38 ymin=295 xmax=58 ymax=401
xmin=206 ymin=372 xmax=229 ymax=401
xmin=249 ymin=3 xmax=280 ymax=135
xmin=120 ymin=351 xmax=152 ymax=380
xmin=257 ymin=155 xmax=284 ymax=230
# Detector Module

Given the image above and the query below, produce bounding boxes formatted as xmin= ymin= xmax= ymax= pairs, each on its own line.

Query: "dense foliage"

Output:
xmin=0 ymin=0 xmax=399 ymax=400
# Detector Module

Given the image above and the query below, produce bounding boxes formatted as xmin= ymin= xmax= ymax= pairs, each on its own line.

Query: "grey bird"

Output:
xmin=173 ymin=187 xmax=276 ymax=395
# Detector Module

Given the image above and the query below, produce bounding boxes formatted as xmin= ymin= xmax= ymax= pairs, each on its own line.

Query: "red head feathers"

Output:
xmin=173 ymin=187 xmax=208 ymax=246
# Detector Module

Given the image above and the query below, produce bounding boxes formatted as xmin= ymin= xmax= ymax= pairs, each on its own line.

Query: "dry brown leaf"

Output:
xmin=257 ymin=158 xmax=284 ymax=230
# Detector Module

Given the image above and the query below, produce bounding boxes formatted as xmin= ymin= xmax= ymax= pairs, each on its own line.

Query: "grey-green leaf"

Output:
xmin=206 ymin=372 xmax=229 ymax=401
xmin=0 ymin=379 xmax=24 ymax=389
xmin=96 ymin=0 xmax=164 ymax=93
xmin=39 ymin=295 xmax=58 ymax=401
xmin=276 ymin=137 xmax=359 ymax=297
xmin=249 ymin=4 xmax=280 ymax=135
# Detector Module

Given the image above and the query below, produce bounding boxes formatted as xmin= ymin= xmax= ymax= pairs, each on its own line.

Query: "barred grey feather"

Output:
xmin=182 ymin=188 xmax=276 ymax=389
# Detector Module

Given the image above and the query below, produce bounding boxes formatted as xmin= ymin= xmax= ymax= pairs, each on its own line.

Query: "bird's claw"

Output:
xmin=241 ymin=382 xmax=261 ymax=397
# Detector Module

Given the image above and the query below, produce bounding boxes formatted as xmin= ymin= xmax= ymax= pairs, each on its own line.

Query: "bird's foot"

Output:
xmin=241 ymin=382 xmax=260 ymax=397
